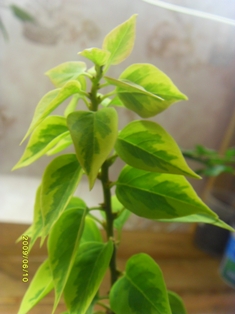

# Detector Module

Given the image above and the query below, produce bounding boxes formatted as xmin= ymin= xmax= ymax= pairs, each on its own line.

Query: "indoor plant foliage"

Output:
xmin=14 ymin=15 xmax=233 ymax=314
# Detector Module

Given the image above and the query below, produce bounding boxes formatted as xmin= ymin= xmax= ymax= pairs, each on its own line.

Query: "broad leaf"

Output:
xmin=81 ymin=216 xmax=103 ymax=243
xmin=28 ymin=185 xmax=43 ymax=251
xmin=168 ymin=291 xmax=187 ymax=314
xmin=115 ymin=120 xmax=200 ymax=178
xmin=79 ymin=48 xmax=111 ymax=66
xmin=110 ymin=253 xmax=171 ymax=314
xmin=13 ymin=116 xmax=69 ymax=169
xmin=46 ymin=133 xmax=73 ymax=156
xmin=45 ymin=62 xmax=86 ymax=87
xmin=48 ymin=207 xmax=87 ymax=313
xmin=115 ymin=166 xmax=224 ymax=223
xmin=21 ymin=80 xmax=81 ymax=143
xmin=102 ymin=15 xmax=137 ymax=66
xmin=18 ymin=259 xmax=53 ymax=314
xmin=107 ymin=63 xmax=187 ymax=117
xmin=64 ymin=196 xmax=87 ymax=211
xmin=64 ymin=241 xmax=113 ymax=314
xmin=67 ymin=108 xmax=118 ymax=189
xmin=41 ymin=154 xmax=83 ymax=238
xmin=100 ymin=95 xmax=124 ymax=108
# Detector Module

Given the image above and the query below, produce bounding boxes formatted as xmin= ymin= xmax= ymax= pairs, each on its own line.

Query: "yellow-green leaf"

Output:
xmin=64 ymin=241 xmax=113 ymax=314
xmin=81 ymin=216 xmax=103 ymax=243
xmin=78 ymin=48 xmax=111 ymax=66
xmin=18 ymin=259 xmax=53 ymax=314
xmin=48 ymin=207 xmax=87 ymax=313
xmin=46 ymin=133 xmax=73 ymax=156
xmin=13 ymin=116 xmax=69 ymax=170
xmin=110 ymin=253 xmax=171 ymax=314
xmin=41 ymin=154 xmax=83 ymax=238
xmin=21 ymin=80 xmax=81 ymax=143
xmin=115 ymin=120 xmax=200 ymax=178
xmin=45 ymin=62 xmax=86 ymax=87
xmin=108 ymin=63 xmax=187 ymax=117
xmin=115 ymin=166 xmax=224 ymax=224
xmin=102 ymin=15 xmax=137 ymax=66
xmin=67 ymin=108 xmax=118 ymax=189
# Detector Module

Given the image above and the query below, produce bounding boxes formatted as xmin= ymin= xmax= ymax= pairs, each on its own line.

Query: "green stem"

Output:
xmin=89 ymin=65 xmax=103 ymax=111
xmin=100 ymin=161 xmax=118 ymax=287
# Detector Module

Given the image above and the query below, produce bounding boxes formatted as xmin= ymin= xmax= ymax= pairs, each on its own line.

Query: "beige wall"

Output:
xmin=1 ymin=0 xmax=235 ymax=227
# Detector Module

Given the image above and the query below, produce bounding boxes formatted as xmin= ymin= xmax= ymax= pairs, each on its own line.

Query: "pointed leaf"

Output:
xmin=116 ymin=166 xmax=221 ymax=222
xmin=41 ymin=154 xmax=83 ymax=238
xmin=22 ymin=80 xmax=81 ymax=143
xmin=115 ymin=120 xmax=200 ymax=178
xmin=102 ymin=15 xmax=137 ymax=66
xmin=13 ymin=116 xmax=69 ymax=169
xmin=67 ymin=108 xmax=118 ymax=189
xmin=10 ymin=4 xmax=35 ymax=23
xmin=18 ymin=259 xmax=53 ymax=314
xmin=64 ymin=241 xmax=113 ymax=314
xmin=46 ymin=133 xmax=73 ymax=156
xmin=45 ymin=62 xmax=86 ymax=87
xmin=79 ymin=48 xmax=111 ymax=66
xmin=81 ymin=216 xmax=103 ymax=243
xmin=110 ymin=253 xmax=171 ymax=314
xmin=108 ymin=63 xmax=187 ymax=117
xmin=28 ymin=185 xmax=43 ymax=251
xmin=168 ymin=291 xmax=187 ymax=314
xmin=159 ymin=213 xmax=234 ymax=231
xmin=48 ymin=207 xmax=87 ymax=313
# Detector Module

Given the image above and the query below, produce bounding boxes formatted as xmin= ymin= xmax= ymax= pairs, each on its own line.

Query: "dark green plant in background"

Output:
xmin=13 ymin=15 xmax=234 ymax=314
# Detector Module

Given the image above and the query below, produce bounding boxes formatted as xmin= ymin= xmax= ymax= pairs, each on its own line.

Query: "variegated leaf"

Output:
xmin=41 ymin=154 xmax=83 ymax=238
xmin=115 ymin=120 xmax=200 ymax=178
xmin=48 ymin=207 xmax=87 ymax=313
xmin=45 ymin=61 xmax=86 ymax=87
xmin=13 ymin=116 xmax=69 ymax=169
xmin=64 ymin=241 xmax=113 ymax=314
xmin=110 ymin=253 xmax=171 ymax=314
xmin=102 ymin=15 xmax=137 ymax=67
xmin=21 ymin=80 xmax=81 ymax=143
xmin=78 ymin=48 xmax=111 ymax=66
xmin=18 ymin=259 xmax=53 ymax=314
xmin=67 ymin=108 xmax=118 ymax=189
xmin=115 ymin=166 xmax=230 ymax=229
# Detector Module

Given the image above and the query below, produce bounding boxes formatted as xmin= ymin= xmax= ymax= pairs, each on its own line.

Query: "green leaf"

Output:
xmin=81 ymin=216 xmax=103 ymax=243
xmin=48 ymin=207 xmax=87 ymax=313
xmin=45 ymin=62 xmax=86 ymax=87
xmin=46 ymin=133 xmax=73 ymax=156
xmin=115 ymin=120 xmax=200 ymax=178
xmin=0 ymin=17 xmax=8 ymax=41
xmin=110 ymin=253 xmax=171 ymax=314
xmin=13 ymin=116 xmax=69 ymax=170
xmin=41 ymin=154 xmax=83 ymax=238
xmin=10 ymin=4 xmax=35 ymax=23
xmin=102 ymin=15 xmax=137 ymax=66
xmin=28 ymin=185 xmax=43 ymax=251
xmin=168 ymin=291 xmax=187 ymax=314
xmin=78 ymin=48 xmax=111 ymax=66
xmin=115 ymin=165 xmax=221 ymax=222
xmin=64 ymin=196 xmax=87 ymax=211
xmin=67 ymin=108 xmax=118 ymax=189
xmin=64 ymin=241 xmax=113 ymax=314
xmin=64 ymin=94 xmax=80 ymax=117
xmin=21 ymin=80 xmax=81 ymax=143
xmin=18 ymin=259 xmax=53 ymax=314
xmin=107 ymin=63 xmax=187 ymax=117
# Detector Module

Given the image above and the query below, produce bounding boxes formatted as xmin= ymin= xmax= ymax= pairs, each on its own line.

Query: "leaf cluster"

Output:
xmin=13 ymin=15 xmax=233 ymax=314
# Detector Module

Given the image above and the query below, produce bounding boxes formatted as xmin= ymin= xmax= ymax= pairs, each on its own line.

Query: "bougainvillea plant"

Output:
xmin=14 ymin=15 xmax=233 ymax=314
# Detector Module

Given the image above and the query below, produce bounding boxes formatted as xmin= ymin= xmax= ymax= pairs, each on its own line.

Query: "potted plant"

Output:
xmin=13 ymin=15 xmax=233 ymax=314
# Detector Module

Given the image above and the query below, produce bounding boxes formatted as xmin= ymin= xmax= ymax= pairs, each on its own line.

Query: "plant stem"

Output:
xmin=89 ymin=65 xmax=103 ymax=111
xmin=100 ymin=161 xmax=118 ymax=287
